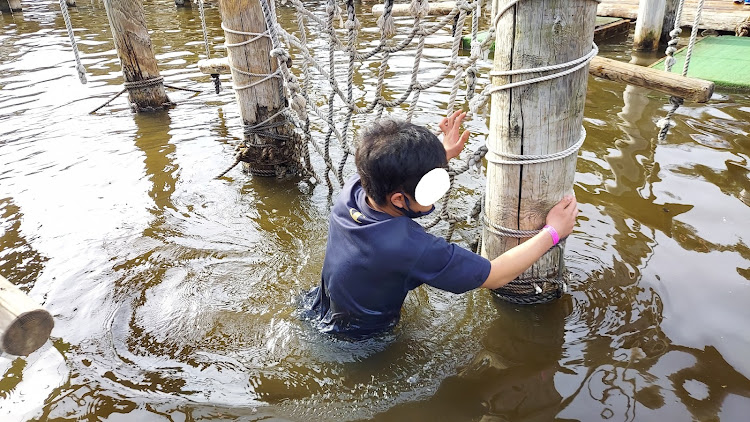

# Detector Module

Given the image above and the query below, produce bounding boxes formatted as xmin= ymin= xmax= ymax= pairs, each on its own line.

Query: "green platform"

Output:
xmin=650 ymin=36 xmax=750 ymax=90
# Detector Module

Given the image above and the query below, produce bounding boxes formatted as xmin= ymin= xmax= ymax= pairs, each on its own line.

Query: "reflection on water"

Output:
xmin=1 ymin=1 xmax=750 ymax=421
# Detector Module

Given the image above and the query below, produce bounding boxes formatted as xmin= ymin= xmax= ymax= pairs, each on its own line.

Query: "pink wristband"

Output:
xmin=543 ymin=224 xmax=560 ymax=246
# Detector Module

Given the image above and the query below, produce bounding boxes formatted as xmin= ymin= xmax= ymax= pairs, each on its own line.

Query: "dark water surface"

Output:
xmin=2 ymin=1 xmax=750 ymax=421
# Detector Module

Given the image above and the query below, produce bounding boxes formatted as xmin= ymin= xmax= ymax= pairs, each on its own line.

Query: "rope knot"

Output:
xmin=287 ymin=79 xmax=300 ymax=92
xmin=469 ymin=93 xmax=488 ymax=116
xmin=457 ymin=0 xmax=474 ymax=12
xmin=409 ymin=0 xmax=430 ymax=18
xmin=270 ymin=48 xmax=289 ymax=61
xmin=291 ymin=93 xmax=308 ymax=120
xmin=465 ymin=66 xmax=477 ymax=100
xmin=664 ymin=56 xmax=676 ymax=70
xmin=377 ymin=14 xmax=396 ymax=38
xmin=470 ymin=40 xmax=482 ymax=59
xmin=669 ymin=96 xmax=684 ymax=107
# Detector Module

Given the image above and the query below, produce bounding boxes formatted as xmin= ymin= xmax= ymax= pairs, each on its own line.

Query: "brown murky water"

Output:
xmin=2 ymin=1 xmax=750 ymax=421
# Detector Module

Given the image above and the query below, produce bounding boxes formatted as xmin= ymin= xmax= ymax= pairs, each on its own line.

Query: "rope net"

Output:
xmin=258 ymin=0 xmax=496 ymax=232
xmin=219 ymin=0 xmax=599 ymax=304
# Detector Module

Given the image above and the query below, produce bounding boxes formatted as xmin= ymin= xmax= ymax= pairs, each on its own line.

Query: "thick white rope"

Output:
xmin=198 ymin=0 xmax=211 ymax=59
xmin=220 ymin=22 xmax=283 ymax=93
xmin=58 ymin=0 xmax=87 ymax=84
xmin=485 ymin=128 xmax=587 ymax=165
xmin=681 ymin=0 xmax=705 ymax=78
xmin=664 ymin=0 xmax=686 ymax=72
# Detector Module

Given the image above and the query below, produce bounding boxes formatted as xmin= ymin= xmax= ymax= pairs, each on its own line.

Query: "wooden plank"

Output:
xmin=590 ymin=56 xmax=714 ymax=102
xmin=0 ymin=274 xmax=54 ymax=356
xmin=594 ymin=19 xmax=632 ymax=43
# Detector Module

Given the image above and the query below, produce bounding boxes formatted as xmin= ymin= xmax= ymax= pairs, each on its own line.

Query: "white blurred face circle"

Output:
xmin=414 ymin=167 xmax=450 ymax=206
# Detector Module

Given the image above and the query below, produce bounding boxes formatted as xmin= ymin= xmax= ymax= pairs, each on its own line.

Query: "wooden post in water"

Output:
xmin=482 ymin=0 xmax=597 ymax=302
xmin=661 ymin=0 xmax=679 ymax=44
xmin=66 ymin=0 xmax=76 ymax=7
xmin=0 ymin=274 xmax=54 ymax=356
xmin=102 ymin=0 xmax=173 ymax=112
xmin=217 ymin=0 xmax=298 ymax=177
xmin=634 ymin=0 xmax=666 ymax=51
xmin=3 ymin=0 xmax=22 ymax=12
xmin=175 ymin=0 xmax=190 ymax=7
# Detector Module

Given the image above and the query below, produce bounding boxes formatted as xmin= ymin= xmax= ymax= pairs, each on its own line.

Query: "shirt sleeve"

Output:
xmin=411 ymin=234 xmax=492 ymax=294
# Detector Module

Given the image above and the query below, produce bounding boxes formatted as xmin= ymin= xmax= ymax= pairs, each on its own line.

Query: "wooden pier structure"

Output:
xmin=375 ymin=1 xmax=750 ymax=33
xmin=597 ymin=0 xmax=750 ymax=33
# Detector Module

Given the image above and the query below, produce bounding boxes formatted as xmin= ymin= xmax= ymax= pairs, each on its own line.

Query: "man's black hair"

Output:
xmin=355 ymin=118 xmax=447 ymax=206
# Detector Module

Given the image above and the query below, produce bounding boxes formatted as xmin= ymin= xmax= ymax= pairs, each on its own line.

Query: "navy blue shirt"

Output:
xmin=308 ymin=175 xmax=492 ymax=338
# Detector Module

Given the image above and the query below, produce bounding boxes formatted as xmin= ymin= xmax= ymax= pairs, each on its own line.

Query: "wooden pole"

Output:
xmin=66 ymin=0 xmax=76 ymax=7
xmin=0 ymin=275 xmax=54 ymax=356
xmin=102 ymin=0 xmax=172 ymax=112
xmin=217 ymin=0 xmax=298 ymax=177
xmin=175 ymin=0 xmax=190 ymax=6
xmin=633 ymin=0 xmax=666 ymax=51
xmin=589 ymin=56 xmax=714 ymax=103
xmin=482 ymin=0 xmax=597 ymax=302
xmin=661 ymin=0 xmax=679 ymax=44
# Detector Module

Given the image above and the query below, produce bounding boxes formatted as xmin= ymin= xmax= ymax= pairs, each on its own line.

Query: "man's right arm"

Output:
xmin=480 ymin=196 xmax=578 ymax=290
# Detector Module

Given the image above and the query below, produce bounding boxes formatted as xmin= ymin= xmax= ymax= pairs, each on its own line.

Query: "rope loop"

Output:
xmin=485 ymin=127 xmax=586 ymax=166
xmin=124 ymin=76 xmax=164 ymax=90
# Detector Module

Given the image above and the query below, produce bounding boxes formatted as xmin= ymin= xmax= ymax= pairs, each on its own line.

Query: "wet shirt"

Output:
xmin=308 ymin=175 xmax=491 ymax=338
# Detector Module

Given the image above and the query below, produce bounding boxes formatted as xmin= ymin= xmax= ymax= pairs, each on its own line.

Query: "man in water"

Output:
xmin=307 ymin=111 xmax=578 ymax=338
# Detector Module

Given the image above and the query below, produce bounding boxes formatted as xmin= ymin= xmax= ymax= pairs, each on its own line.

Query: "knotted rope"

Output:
xmin=658 ymin=0 xmax=706 ymax=141
xmin=197 ymin=0 xmax=222 ymax=94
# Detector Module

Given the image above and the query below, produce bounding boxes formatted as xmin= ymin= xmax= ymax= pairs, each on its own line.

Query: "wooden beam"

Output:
xmin=0 ymin=275 xmax=54 ymax=356
xmin=594 ymin=19 xmax=632 ymax=43
xmin=590 ymin=56 xmax=714 ymax=102
xmin=372 ymin=1 xmax=455 ymax=17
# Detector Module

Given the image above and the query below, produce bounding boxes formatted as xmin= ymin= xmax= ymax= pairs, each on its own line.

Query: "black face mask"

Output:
xmin=393 ymin=191 xmax=435 ymax=219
